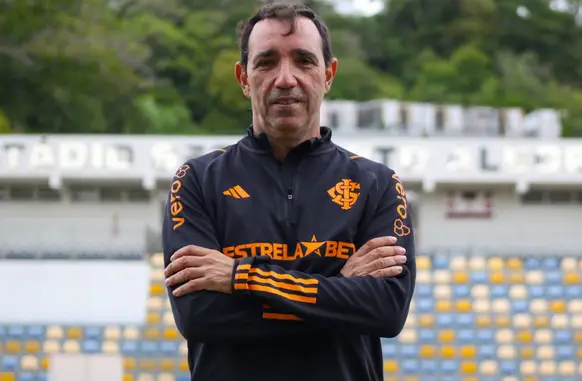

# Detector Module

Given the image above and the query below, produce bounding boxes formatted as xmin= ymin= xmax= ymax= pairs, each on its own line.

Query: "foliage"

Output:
xmin=1 ymin=0 xmax=581 ymax=136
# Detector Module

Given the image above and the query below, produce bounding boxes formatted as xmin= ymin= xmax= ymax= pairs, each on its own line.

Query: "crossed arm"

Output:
xmin=162 ymin=165 xmax=416 ymax=343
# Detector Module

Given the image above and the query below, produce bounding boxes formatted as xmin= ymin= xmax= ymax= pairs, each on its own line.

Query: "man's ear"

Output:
xmin=235 ymin=62 xmax=250 ymax=98
xmin=324 ymin=58 xmax=338 ymax=93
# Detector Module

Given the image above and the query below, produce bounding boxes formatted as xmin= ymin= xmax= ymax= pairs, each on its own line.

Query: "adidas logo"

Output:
xmin=223 ymin=185 xmax=250 ymax=199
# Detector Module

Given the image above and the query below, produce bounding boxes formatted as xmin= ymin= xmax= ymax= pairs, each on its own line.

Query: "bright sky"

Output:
xmin=332 ymin=0 xmax=385 ymax=16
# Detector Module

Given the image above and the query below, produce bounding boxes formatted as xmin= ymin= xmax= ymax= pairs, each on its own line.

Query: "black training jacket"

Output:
xmin=162 ymin=126 xmax=416 ymax=381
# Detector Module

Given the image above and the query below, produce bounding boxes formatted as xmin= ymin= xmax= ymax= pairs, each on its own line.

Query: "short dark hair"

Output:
xmin=237 ymin=3 xmax=333 ymax=71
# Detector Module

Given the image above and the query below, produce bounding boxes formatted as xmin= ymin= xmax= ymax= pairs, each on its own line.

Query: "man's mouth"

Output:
xmin=274 ymin=98 xmax=299 ymax=105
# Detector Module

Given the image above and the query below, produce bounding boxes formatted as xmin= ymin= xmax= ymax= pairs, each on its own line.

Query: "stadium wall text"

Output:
xmin=1 ymin=136 xmax=581 ymax=188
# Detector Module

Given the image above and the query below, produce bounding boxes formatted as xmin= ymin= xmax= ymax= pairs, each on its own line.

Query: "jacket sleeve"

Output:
xmin=231 ymin=170 xmax=416 ymax=338
xmin=162 ymin=160 xmax=315 ymax=343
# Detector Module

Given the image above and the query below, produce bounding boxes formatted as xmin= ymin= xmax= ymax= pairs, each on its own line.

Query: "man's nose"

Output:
xmin=274 ymin=63 xmax=298 ymax=89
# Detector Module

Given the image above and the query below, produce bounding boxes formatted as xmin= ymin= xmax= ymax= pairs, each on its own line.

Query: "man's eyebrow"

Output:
xmin=252 ymin=49 xmax=276 ymax=65
xmin=294 ymin=49 xmax=319 ymax=63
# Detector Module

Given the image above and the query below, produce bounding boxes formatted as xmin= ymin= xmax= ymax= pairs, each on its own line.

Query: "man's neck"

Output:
xmin=253 ymin=122 xmax=320 ymax=161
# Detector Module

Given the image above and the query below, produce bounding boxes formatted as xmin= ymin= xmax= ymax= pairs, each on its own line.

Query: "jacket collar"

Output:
xmin=242 ymin=125 xmax=333 ymax=156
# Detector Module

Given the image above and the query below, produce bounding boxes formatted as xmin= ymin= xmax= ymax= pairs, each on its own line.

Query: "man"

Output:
xmin=162 ymin=3 xmax=416 ymax=381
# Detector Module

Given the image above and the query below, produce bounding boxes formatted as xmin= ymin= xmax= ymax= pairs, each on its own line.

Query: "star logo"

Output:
xmin=300 ymin=235 xmax=325 ymax=256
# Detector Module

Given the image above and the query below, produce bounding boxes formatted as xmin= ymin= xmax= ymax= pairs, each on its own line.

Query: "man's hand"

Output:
xmin=341 ymin=236 xmax=407 ymax=278
xmin=164 ymin=245 xmax=235 ymax=297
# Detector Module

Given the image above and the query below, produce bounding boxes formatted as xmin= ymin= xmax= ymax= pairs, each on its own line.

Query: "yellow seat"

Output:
xmin=418 ymin=314 xmax=434 ymax=327
xmin=160 ymin=359 xmax=177 ymax=371
xmin=146 ymin=312 xmax=161 ymax=325
xmin=452 ymin=272 xmax=469 ymax=283
xmin=476 ymin=315 xmax=491 ymax=327
xmin=40 ymin=357 xmax=49 ymax=370
xmin=163 ymin=327 xmax=180 ymax=340
xmin=435 ymin=300 xmax=452 ymax=312
xmin=140 ymin=359 xmax=156 ymax=371
xmin=574 ymin=331 xmax=582 ymax=343
xmin=523 ymin=378 xmax=537 ymax=381
xmin=0 ymin=373 xmax=15 ymax=381
xmin=564 ymin=272 xmax=580 ymax=284
xmin=123 ymin=375 xmax=134 ymax=381
xmin=576 ymin=347 xmax=582 ymax=360
xmin=517 ymin=330 xmax=533 ymax=343
xmin=550 ymin=300 xmax=566 ymax=313
xmin=460 ymin=362 xmax=477 ymax=374
xmin=6 ymin=341 xmax=21 ymax=354
xmin=143 ymin=328 xmax=159 ymax=340
xmin=462 ymin=378 xmax=478 ymax=381
xmin=104 ymin=326 xmax=121 ymax=340
xmin=459 ymin=345 xmax=476 ymax=358
xmin=440 ymin=346 xmax=455 ymax=358
xmin=150 ymin=283 xmax=165 ymax=296
xmin=124 ymin=358 xmax=136 ymax=371
xmin=534 ymin=316 xmax=550 ymax=328
xmin=20 ymin=355 xmax=39 ymax=370
xmin=487 ymin=257 xmax=504 ymax=271
xmin=506 ymin=258 xmax=522 ymax=270
xmin=419 ymin=345 xmax=436 ymax=358
xmin=67 ymin=327 xmax=83 ymax=339
xmin=416 ymin=256 xmax=430 ymax=270
xmin=520 ymin=346 xmax=535 ymax=359
xmin=494 ymin=315 xmax=511 ymax=328
xmin=102 ymin=341 xmax=119 ymax=353
xmin=383 ymin=360 xmax=398 ymax=373
xmin=438 ymin=329 xmax=455 ymax=343
xmin=46 ymin=325 xmax=63 ymax=339
xmin=490 ymin=272 xmax=505 ymax=284
xmin=509 ymin=272 xmax=524 ymax=283
xmin=63 ymin=340 xmax=80 ymax=353
xmin=179 ymin=359 xmax=189 ymax=372
xmin=456 ymin=299 xmax=472 ymax=312
xmin=24 ymin=340 xmax=40 ymax=353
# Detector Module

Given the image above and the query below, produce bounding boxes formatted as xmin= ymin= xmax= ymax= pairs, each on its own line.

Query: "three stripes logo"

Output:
xmin=223 ymin=185 xmax=250 ymax=199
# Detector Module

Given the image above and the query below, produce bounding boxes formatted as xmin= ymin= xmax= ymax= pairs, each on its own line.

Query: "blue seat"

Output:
xmin=436 ymin=314 xmax=453 ymax=327
xmin=82 ymin=340 xmax=100 ymax=353
xmin=491 ymin=285 xmax=508 ymax=298
xmin=140 ymin=340 xmax=159 ymax=354
xmin=417 ymin=284 xmax=432 ymax=297
xmin=554 ymin=330 xmax=572 ymax=343
xmin=18 ymin=373 xmax=35 ymax=381
xmin=471 ymin=271 xmax=487 ymax=283
xmin=566 ymin=286 xmax=581 ymax=298
xmin=547 ymin=285 xmax=563 ymax=298
xmin=416 ymin=298 xmax=434 ymax=312
xmin=382 ymin=344 xmax=397 ymax=357
xmin=476 ymin=329 xmax=494 ymax=343
xmin=419 ymin=360 xmax=438 ymax=372
xmin=7 ymin=325 xmax=25 ymax=339
xmin=542 ymin=258 xmax=559 ymax=269
xmin=453 ymin=285 xmax=470 ymax=297
xmin=512 ymin=299 xmax=528 ymax=312
xmin=84 ymin=326 xmax=102 ymax=340
xmin=525 ymin=258 xmax=541 ymax=269
xmin=455 ymin=314 xmax=473 ymax=326
xmin=27 ymin=325 xmax=45 ymax=340
xmin=177 ymin=374 xmax=191 ymax=381
xmin=401 ymin=359 xmax=419 ymax=372
xmin=401 ymin=345 xmax=416 ymax=357
xmin=160 ymin=341 xmax=179 ymax=355
xmin=121 ymin=341 xmax=138 ymax=354
xmin=500 ymin=360 xmax=517 ymax=375
xmin=418 ymin=330 xmax=436 ymax=342
xmin=457 ymin=329 xmax=475 ymax=343
xmin=37 ymin=373 xmax=49 ymax=381
xmin=440 ymin=360 xmax=458 ymax=373
xmin=530 ymin=285 xmax=544 ymax=297
xmin=1 ymin=355 xmax=18 ymax=371
xmin=432 ymin=256 xmax=449 ymax=269
xmin=441 ymin=377 xmax=461 ymax=381
xmin=479 ymin=345 xmax=496 ymax=359
xmin=556 ymin=345 xmax=574 ymax=359
xmin=546 ymin=271 xmax=562 ymax=284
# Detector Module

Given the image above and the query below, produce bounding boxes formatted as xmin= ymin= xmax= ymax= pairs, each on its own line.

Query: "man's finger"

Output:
xmin=368 ymin=246 xmax=405 ymax=261
xmin=368 ymin=266 xmax=403 ymax=278
xmin=170 ymin=245 xmax=212 ymax=261
xmin=355 ymin=236 xmax=397 ymax=257
xmin=165 ymin=256 xmax=202 ymax=277
xmin=166 ymin=267 xmax=204 ymax=287
xmin=172 ymin=278 xmax=205 ymax=297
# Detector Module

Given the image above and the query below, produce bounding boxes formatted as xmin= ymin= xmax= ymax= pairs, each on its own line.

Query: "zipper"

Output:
xmin=281 ymin=161 xmax=297 ymax=225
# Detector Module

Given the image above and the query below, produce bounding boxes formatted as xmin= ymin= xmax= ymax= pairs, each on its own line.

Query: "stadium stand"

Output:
xmin=1 ymin=253 xmax=582 ymax=381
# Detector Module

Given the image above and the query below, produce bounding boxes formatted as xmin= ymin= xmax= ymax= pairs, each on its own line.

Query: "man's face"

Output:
xmin=236 ymin=17 xmax=337 ymax=139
